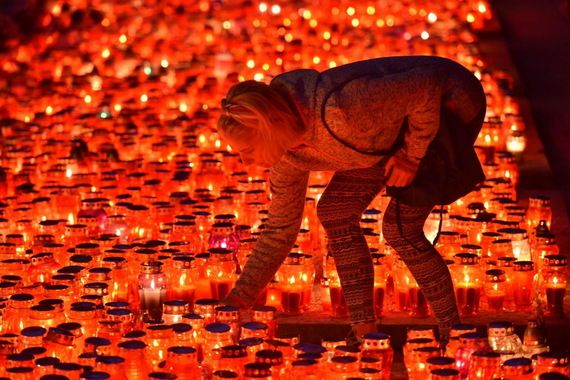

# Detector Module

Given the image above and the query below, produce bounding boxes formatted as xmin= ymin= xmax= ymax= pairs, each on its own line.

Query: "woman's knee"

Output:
xmin=381 ymin=204 xmax=430 ymax=247
xmin=381 ymin=216 xmax=401 ymax=247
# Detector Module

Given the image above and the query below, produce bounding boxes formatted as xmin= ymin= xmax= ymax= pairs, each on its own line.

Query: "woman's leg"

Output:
xmin=317 ymin=164 xmax=386 ymax=328
xmin=382 ymin=199 xmax=460 ymax=338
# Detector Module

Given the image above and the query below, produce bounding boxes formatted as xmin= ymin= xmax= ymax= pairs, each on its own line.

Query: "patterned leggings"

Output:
xmin=317 ymin=162 xmax=460 ymax=335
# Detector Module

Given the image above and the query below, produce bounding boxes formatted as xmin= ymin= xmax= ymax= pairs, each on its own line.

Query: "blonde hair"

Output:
xmin=217 ymin=80 xmax=304 ymax=163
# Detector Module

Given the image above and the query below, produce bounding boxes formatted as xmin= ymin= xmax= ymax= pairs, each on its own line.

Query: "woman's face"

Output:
xmin=225 ymin=134 xmax=281 ymax=168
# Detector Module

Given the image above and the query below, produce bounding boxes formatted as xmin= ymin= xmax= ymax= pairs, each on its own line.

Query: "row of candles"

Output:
xmin=0 ymin=188 xmax=565 ymax=322
xmin=1 ymin=294 xmax=569 ymax=379
xmin=0 ymin=0 xmax=568 ymax=377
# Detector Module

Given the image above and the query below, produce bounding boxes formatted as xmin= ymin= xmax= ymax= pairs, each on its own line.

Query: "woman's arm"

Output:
xmin=223 ymin=160 xmax=309 ymax=308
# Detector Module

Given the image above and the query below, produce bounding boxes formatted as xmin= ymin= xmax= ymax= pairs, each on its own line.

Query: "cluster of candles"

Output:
xmin=0 ymin=0 xmax=568 ymax=378
xmin=401 ymin=321 xmax=570 ymax=380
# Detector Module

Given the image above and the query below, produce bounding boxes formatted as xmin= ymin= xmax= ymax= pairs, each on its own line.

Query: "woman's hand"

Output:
xmin=385 ymin=151 xmax=420 ymax=187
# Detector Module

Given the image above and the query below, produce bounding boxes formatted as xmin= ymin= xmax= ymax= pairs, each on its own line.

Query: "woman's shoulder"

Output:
xmin=270 ymin=69 xmax=319 ymax=85
xmin=269 ymin=69 xmax=320 ymax=100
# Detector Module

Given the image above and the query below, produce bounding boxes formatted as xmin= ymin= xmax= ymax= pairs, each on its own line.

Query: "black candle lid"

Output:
xmin=430 ymin=369 xmax=460 ymax=377
xmin=80 ymin=372 xmax=111 ymax=379
xmin=213 ymin=370 xmax=239 ymax=379
xmin=168 ymin=346 xmax=196 ymax=355
xmin=293 ymin=342 xmax=326 ymax=354
xmin=96 ymin=356 xmax=125 ymax=365
xmin=21 ymin=326 xmax=47 ymax=337
xmin=117 ymin=340 xmax=146 ymax=350
xmin=148 ymin=373 xmax=177 ymax=379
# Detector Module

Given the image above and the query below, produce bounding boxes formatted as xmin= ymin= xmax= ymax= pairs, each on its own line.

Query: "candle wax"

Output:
xmin=546 ymin=287 xmax=565 ymax=316
xmin=210 ymin=280 xmax=232 ymax=300
xmin=281 ymin=290 xmax=302 ymax=315
xmin=374 ymin=287 xmax=385 ymax=318
xmin=513 ymin=286 xmax=532 ymax=308
xmin=397 ymin=290 xmax=410 ymax=312
xmin=408 ymin=287 xmax=429 ymax=318
xmin=487 ymin=294 xmax=505 ymax=311
xmin=171 ymin=288 xmax=196 ymax=309
xmin=139 ymin=288 xmax=165 ymax=321
xmin=456 ymin=286 xmax=481 ymax=316
xmin=329 ymin=286 xmax=348 ymax=317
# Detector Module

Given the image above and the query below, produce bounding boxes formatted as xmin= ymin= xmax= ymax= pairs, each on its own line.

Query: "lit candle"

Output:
xmin=281 ymin=275 xmax=303 ymax=315
xmin=276 ymin=253 xmax=313 ymax=315
xmin=138 ymin=262 xmax=167 ymax=322
xmin=453 ymin=254 xmax=483 ymax=316
xmin=325 ymin=255 xmax=348 ymax=317
xmin=408 ymin=285 xmax=429 ymax=318
xmin=545 ymin=276 xmax=566 ymax=317
xmin=485 ymin=269 xmax=506 ymax=312
xmin=512 ymin=261 xmax=534 ymax=311
xmin=455 ymin=275 xmax=482 ymax=317
xmin=169 ymin=256 xmax=196 ymax=309
xmin=206 ymin=248 xmax=237 ymax=301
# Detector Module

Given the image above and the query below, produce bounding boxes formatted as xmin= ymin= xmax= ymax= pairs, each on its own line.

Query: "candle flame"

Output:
xmin=150 ymin=278 xmax=156 ymax=289
xmin=179 ymin=273 xmax=186 ymax=287
xmin=68 ymin=213 xmax=75 ymax=225
xmin=66 ymin=168 xmax=73 ymax=178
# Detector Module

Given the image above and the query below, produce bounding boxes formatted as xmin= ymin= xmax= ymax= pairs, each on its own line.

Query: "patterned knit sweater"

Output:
xmin=223 ymin=56 xmax=486 ymax=308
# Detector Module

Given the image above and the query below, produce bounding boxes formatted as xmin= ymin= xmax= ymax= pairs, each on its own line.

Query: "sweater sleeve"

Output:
xmin=223 ymin=160 xmax=309 ymax=308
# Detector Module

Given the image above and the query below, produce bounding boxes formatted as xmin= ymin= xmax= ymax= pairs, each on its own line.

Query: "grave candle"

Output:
xmin=512 ymin=261 xmax=535 ymax=311
xmin=484 ymin=269 xmax=506 ymax=312
xmin=325 ymin=255 xmax=348 ymax=317
xmin=276 ymin=254 xmax=312 ymax=315
xmin=206 ymin=248 xmax=237 ymax=301
xmin=138 ymin=262 xmax=167 ymax=322
xmin=452 ymin=254 xmax=483 ymax=316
